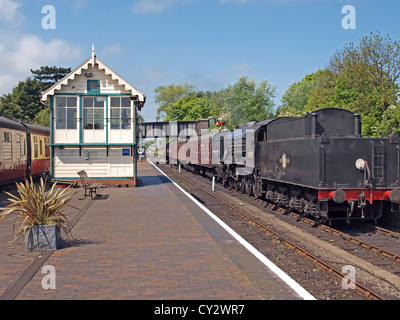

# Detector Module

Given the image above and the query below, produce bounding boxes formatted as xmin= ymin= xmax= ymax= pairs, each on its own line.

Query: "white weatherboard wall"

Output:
xmin=109 ymin=148 xmax=134 ymax=176
xmin=54 ymin=147 xmax=133 ymax=179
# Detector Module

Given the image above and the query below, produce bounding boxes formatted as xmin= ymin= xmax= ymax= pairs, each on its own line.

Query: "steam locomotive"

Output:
xmin=167 ymin=108 xmax=400 ymax=224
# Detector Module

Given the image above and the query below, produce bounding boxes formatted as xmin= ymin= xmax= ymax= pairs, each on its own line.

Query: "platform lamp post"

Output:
xmin=130 ymin=95 xmax=146 ymax=187
xmin=130 ymin=95 xmax=139 ymax=187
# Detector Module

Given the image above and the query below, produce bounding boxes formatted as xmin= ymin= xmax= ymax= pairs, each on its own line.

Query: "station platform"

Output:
xmin=0 ymin=160 xmax=314 ymax=300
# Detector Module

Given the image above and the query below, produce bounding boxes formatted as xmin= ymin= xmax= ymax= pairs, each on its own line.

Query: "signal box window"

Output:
xmin=110 ymin=97 xmax=131 ymax=129
xmin=83 ymin=97 xmax=105 ymax=130
xmin=55 ymin=97 xmax=77 ymax=129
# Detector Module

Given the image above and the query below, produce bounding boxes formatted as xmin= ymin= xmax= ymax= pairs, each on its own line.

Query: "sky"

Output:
xmin=0 ymin=0 xmax=399 ymax=122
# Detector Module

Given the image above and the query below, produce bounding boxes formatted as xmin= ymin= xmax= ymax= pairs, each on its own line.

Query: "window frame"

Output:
xmin=110 ymin=97 xmax=132 ymax=130
xmin=83 ymin=96 xmax=105 ymax=130
xmin=2 ymin=131 xmax=12 ymax=160
xmin=54 ymin=96 xmax=78 ymax=130
xmin=87 ymin=80 xmax=100 ymax=95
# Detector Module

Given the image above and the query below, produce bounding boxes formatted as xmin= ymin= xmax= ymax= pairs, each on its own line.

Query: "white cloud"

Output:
xmin=0 ymin=1 xmax=83 ymax=95
xmin=0 ymin=0 xmax=24 ymax=26
xmin=0 ymin=34 xmax=82 ymax=95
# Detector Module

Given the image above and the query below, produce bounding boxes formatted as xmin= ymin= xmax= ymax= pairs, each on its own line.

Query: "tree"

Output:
xmin=207 ymin=88 xmax=229 ymax=119
xmin=0 ymin=66 xmax=72 ymax=126
xmin=224 ymin=75 xmax=275 ymax=129
xmin=154 ymin=78 xmax=275 ymax=128
xmin=0 ymin=93 xmax=19 ymax=118
xmin=154 ymin=83 xmax=196 ymax=121
xmin=137 ymin=112 xmax=145 ymax=123
xmin=329 ymin=32 xmax=400 ymax=135
xmin=278 ymin=32 xmax=400 ymax=135
xmin=164 ymin=95 xmax=212 ymax=121
xmin=154 ymin=84 xmax=225 ymax=122
xmin=306 ymin=69 xmax=337 ymax=111
xmin=31 ymin=66 xmax=71 ymax=92
xmin=33 ymin=108 xmax=50 ymax=127
xmin=0 ymin=78 xmax=43 ymax=122
xmin=277 ymin=72 xmax=319 ymax=117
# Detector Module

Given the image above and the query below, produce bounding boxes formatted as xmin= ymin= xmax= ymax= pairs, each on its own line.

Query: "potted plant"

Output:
xmin=0 ymin=177 xmax=76 ymax=251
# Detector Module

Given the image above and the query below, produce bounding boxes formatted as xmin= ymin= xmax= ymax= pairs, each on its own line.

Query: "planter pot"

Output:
xmin=25 ymin=225 xmax=61 ymax=252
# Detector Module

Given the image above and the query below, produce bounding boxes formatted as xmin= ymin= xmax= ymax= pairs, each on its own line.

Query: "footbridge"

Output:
xmin=138 ymin=118 xmax=215 ymax=139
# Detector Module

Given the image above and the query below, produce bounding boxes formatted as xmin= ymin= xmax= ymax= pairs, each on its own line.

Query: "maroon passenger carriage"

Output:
xmin=0 ymin=116 xmax=50 ymax=186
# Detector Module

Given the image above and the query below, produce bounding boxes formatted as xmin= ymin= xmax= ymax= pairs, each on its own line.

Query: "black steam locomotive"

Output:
xmin=168 ymin=108 xmax=400 ymax=224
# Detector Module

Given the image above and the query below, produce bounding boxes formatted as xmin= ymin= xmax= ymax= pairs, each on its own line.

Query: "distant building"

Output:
xmin=41 ymin=45 xmax=145 ymax=185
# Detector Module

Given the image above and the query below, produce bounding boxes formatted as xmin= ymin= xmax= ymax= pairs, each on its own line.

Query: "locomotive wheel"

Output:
xmin=228 ymin=178 xmax=235 ymax=190
xmin=246 ymin=178 xmax=253 ymax=196
xmin=239 ymin=177 xmax=246 ymax=193
xmin=253 ymin=183 xmax=262 ymax=199
xmin=234 ymin=179 xmax=241 ymax=191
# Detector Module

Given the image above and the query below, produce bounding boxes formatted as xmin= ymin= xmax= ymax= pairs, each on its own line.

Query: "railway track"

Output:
xmin=253 ymin=198 xmax=400 ymax=265
xmin=245 ymin=193 xmax=400 ymax=271
xmin=159 ymin=164 xmax=386 ymax=300
xmin=199 ymin=168 xmax=400 ymax=275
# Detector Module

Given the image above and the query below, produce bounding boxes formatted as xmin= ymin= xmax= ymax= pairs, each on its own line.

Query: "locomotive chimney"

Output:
xmin=354 ymin=113 xmax=361 ymax=136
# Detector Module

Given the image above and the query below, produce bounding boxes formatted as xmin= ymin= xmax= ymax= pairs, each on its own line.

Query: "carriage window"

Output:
xmin=34 ymin=144 xmax=38 ymax=158
xmin=39 ymin=139 xmax=43 ymax=156
xmin=2 ymin=131 xmax=12 ymax=160
xmin=3 ymin=132 xmax=11 ymax=142
xmin=23 ymin=137 xmax=26 ymax=156
xmin=44 ymin=137 xmax=50 ymax=158
xmin=16 ymin=134 xmax=21 ymax=159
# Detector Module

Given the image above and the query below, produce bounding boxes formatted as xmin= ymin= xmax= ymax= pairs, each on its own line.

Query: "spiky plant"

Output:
xmin=0 ymin=177 xmax=76 ymax=242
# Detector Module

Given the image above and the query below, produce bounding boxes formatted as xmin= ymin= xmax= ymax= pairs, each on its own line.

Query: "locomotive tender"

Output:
xmin=0 ymin=116 xmax=50 ymax=186
xmin=168 ymin=108 xmax=400 ymax=224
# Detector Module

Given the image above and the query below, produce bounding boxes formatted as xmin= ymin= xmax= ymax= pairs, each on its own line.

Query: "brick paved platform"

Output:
xmin=0 ymin=161 xmax=312 ymax=300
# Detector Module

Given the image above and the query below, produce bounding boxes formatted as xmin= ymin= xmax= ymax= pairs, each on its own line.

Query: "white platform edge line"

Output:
xmin=149 ymin=162 xmax=316 ymax=301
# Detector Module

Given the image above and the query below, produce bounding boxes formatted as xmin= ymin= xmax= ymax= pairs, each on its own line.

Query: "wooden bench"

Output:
xmin=77 ymin=170 xmax=103 ymax=199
